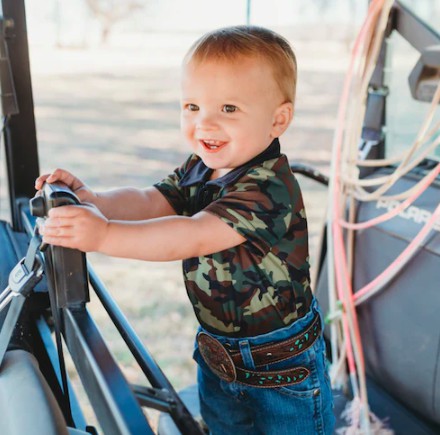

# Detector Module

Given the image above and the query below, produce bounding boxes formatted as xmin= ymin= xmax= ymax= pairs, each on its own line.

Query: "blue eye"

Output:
xmin=222 ymin=105 xmax=237 ymax=113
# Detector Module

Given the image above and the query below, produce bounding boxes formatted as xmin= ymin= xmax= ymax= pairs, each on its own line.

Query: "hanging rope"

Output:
xmin=324 ymin=0 xmax=440 ymax=433
xmin=327 ymin=0 xmax=440 ymax=431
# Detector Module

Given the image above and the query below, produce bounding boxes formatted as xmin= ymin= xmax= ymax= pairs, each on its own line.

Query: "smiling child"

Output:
xmin=36 ymin=26 xmax=335 ymax=434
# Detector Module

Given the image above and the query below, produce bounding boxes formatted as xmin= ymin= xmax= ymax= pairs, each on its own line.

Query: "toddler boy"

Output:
xmin=37 ymin=25 xmax=335 ymax=434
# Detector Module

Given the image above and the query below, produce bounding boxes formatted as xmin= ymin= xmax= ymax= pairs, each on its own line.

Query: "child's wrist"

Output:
xmin=97 ymin=218 xmax=113 ymax=254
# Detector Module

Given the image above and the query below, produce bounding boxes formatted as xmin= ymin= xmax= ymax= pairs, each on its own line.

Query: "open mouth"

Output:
xmin=200 ymin=139 xmax=227 ymax=152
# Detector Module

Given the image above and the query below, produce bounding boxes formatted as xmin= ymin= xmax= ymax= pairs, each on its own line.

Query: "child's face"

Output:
xmin=180 ymin=56 xmax=292 ymax=177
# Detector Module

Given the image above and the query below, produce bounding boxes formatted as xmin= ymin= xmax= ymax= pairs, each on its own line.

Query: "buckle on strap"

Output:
xmin=197 ymin=331 xmax=311 ymax=388
xmin=197 ymin=332 xmax=237 ymax=382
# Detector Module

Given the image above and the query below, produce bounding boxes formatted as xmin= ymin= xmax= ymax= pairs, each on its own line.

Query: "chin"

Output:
xmin=200 ymin=159 xmax=222 ymax=170
xmin=200 ymin=157 xmax=231 ymax=173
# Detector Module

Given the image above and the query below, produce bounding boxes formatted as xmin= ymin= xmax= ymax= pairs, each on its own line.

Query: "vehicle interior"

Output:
xmin=0 ymin=0 xmax=439 ymax=434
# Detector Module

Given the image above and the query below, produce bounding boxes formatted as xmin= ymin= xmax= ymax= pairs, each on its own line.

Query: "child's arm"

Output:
xmin=87 ymin=187 xmax=176 ymax=220
xmin=39 ymin=204 xmax=245 ymax=261
xmin=35 ymin=168 xmax=176 ymax=220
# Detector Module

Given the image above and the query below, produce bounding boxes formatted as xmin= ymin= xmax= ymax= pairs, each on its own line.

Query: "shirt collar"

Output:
xmin=179 ymin=138 xmax=281 ymax=188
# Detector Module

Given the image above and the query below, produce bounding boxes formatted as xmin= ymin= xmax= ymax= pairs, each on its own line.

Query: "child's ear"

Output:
xmin=271 ymin=102 xmax=293 ymax=137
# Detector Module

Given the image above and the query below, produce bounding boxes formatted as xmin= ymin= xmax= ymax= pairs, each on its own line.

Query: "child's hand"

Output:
xmin=35 ymin=168 xmax=96 ymax=204
xmin=39 ymin=203 xmax=109 ymax=252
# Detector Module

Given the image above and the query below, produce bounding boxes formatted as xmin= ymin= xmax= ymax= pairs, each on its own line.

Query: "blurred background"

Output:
xmin=1 ymin=0 xmax=439 ymax=430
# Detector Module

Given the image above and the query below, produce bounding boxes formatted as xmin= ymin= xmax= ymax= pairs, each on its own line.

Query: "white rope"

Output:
xmin=323 ymin=1 xmax=440 ymax=434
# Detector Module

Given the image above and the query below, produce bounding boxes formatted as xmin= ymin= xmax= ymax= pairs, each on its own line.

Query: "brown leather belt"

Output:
xmin=197 ymin=313 xmax=321 ymax=388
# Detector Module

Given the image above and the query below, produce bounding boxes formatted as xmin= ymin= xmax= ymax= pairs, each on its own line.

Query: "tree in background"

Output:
xmin=85 ymin=0 xmax=144 ymax=44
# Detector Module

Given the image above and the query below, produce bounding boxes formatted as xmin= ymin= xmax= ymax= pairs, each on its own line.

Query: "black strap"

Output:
xmin=44 ymin=248 xmax=75 ymax=426
xmin=24 ymin=234 xmax=41 ymax=272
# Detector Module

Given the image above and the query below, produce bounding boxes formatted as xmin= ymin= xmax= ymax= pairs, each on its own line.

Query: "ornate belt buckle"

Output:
xmin=197 ymin=332 xmax=237 ymax=383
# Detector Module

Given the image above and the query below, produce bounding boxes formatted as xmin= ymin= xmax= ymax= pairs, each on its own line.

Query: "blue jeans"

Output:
xmin=193 ymin=298 xmax=335 ymax=435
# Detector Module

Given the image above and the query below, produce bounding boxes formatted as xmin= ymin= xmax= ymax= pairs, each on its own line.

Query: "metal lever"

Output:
xmin=0 ymin=257 xmax=43 ymax=312
xmin=0 ymin=238 xmax=44 ymax=368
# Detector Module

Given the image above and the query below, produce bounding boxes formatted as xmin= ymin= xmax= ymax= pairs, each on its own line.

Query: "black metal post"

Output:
xmin=88 ymin=266 xmax=205 ymax=435
xmin=63 ymin=308 xmax=155 ymax=435
xmin=1 ymin=0 xmax=39 ymax=230
xmin=394 ymin=1 xmax=440 ymax=51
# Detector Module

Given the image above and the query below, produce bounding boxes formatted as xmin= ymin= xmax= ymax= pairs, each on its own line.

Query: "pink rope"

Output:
xmin=333 ymin=220 xmax=363 ymax=373
xmin=330 ymin=0 xmax=384 ymax=379
xmin=353 ymin=200 xmax=440 ymax=302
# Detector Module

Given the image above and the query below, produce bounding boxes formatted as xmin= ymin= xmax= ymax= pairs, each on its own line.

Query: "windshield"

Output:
xmin=385 ymin=1 xmax=440 ymax=161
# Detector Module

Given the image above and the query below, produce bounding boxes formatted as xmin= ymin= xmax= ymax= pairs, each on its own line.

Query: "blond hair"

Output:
xmin=184 ymin=25 xmax=297 ymax=107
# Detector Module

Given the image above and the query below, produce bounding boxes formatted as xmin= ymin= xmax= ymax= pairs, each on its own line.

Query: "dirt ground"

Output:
xmin=28 ymin=29 xmax=348 ymax=430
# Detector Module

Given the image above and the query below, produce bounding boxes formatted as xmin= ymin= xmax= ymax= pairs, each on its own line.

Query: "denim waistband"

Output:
xmin=197 ymin=297 xmax=322 ymax=350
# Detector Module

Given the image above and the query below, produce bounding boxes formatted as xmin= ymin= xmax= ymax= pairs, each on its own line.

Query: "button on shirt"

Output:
xmin=154 ymin=139 xmax=313 ymax=337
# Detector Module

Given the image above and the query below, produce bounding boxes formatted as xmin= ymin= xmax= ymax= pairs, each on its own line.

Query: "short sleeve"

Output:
xmin=205 ymin=168 xmax=293 ymax=256
xmin=153 ymin=155 xmax=196 ymax=215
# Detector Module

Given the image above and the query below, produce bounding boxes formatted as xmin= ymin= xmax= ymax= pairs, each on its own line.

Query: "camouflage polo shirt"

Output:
xmin=154 ymin=138 xmax=313 ymax=337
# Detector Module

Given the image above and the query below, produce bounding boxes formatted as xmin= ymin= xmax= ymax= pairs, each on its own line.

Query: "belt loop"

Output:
xmin=238 ymin=340 xmax=254 ymax=369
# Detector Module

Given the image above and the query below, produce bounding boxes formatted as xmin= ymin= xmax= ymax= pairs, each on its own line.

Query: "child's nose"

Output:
xmin=196 ymin=111 xmax=219 ymax=130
